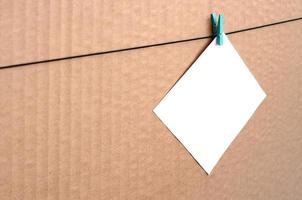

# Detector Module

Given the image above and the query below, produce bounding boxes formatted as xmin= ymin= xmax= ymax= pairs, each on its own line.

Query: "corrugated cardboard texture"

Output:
xmin=1 ymin=17 xmax=302 ymax=199
xmin=0 ymin=0 xmax=301 ymax=66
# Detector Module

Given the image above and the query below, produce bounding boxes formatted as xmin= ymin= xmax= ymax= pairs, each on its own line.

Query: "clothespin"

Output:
xmin=217 ymin=14 xmax=224 ymax=45
xmin=211 ymin=13 xmax=224 ymax=45
xmin=211 ymin=13 xmax=218 ymax=36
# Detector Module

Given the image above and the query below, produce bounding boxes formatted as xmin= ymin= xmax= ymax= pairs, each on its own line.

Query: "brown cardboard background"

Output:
xmin=0 ymin=0 xmax=301 ymax=67
xmin=0 ymin=16 xmax=302 ymax=200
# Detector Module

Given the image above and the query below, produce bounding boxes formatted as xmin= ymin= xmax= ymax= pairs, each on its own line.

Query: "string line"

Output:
xmin=0 ymin=16 xmax=301 ymax=70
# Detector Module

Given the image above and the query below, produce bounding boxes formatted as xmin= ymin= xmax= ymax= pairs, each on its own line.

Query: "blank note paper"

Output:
xmin=154 ymin=34 xmax=266 ymax=174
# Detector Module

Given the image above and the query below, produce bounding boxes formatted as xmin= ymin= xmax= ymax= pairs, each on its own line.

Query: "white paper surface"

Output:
xmin=154 ymin=34 xmax=266 ymax=174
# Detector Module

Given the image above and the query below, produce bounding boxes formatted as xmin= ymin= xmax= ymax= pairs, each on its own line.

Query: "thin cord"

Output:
xmin=1 ymin=16 xmax=301 ymax=70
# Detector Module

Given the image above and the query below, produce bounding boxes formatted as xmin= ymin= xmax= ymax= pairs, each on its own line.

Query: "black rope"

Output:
xmin=1 ymin=16 xmax=301 ymax=70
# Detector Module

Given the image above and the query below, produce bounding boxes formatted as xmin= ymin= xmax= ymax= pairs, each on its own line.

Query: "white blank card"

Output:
xmin=154 ymin=34 xmax=266 ymax=174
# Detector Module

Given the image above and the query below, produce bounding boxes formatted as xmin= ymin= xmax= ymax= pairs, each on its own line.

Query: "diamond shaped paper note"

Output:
xmin=154 ymin=33 xmax=266 ymax=174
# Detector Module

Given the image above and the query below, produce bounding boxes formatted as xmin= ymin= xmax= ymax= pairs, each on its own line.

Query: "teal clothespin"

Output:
xmin=217 ymin=14 xmax=224 ymax=45
xmin=211 ymin=13 xmax=224 ymax=45
xmin=211 ymin=13 xmax=218 ymax=37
